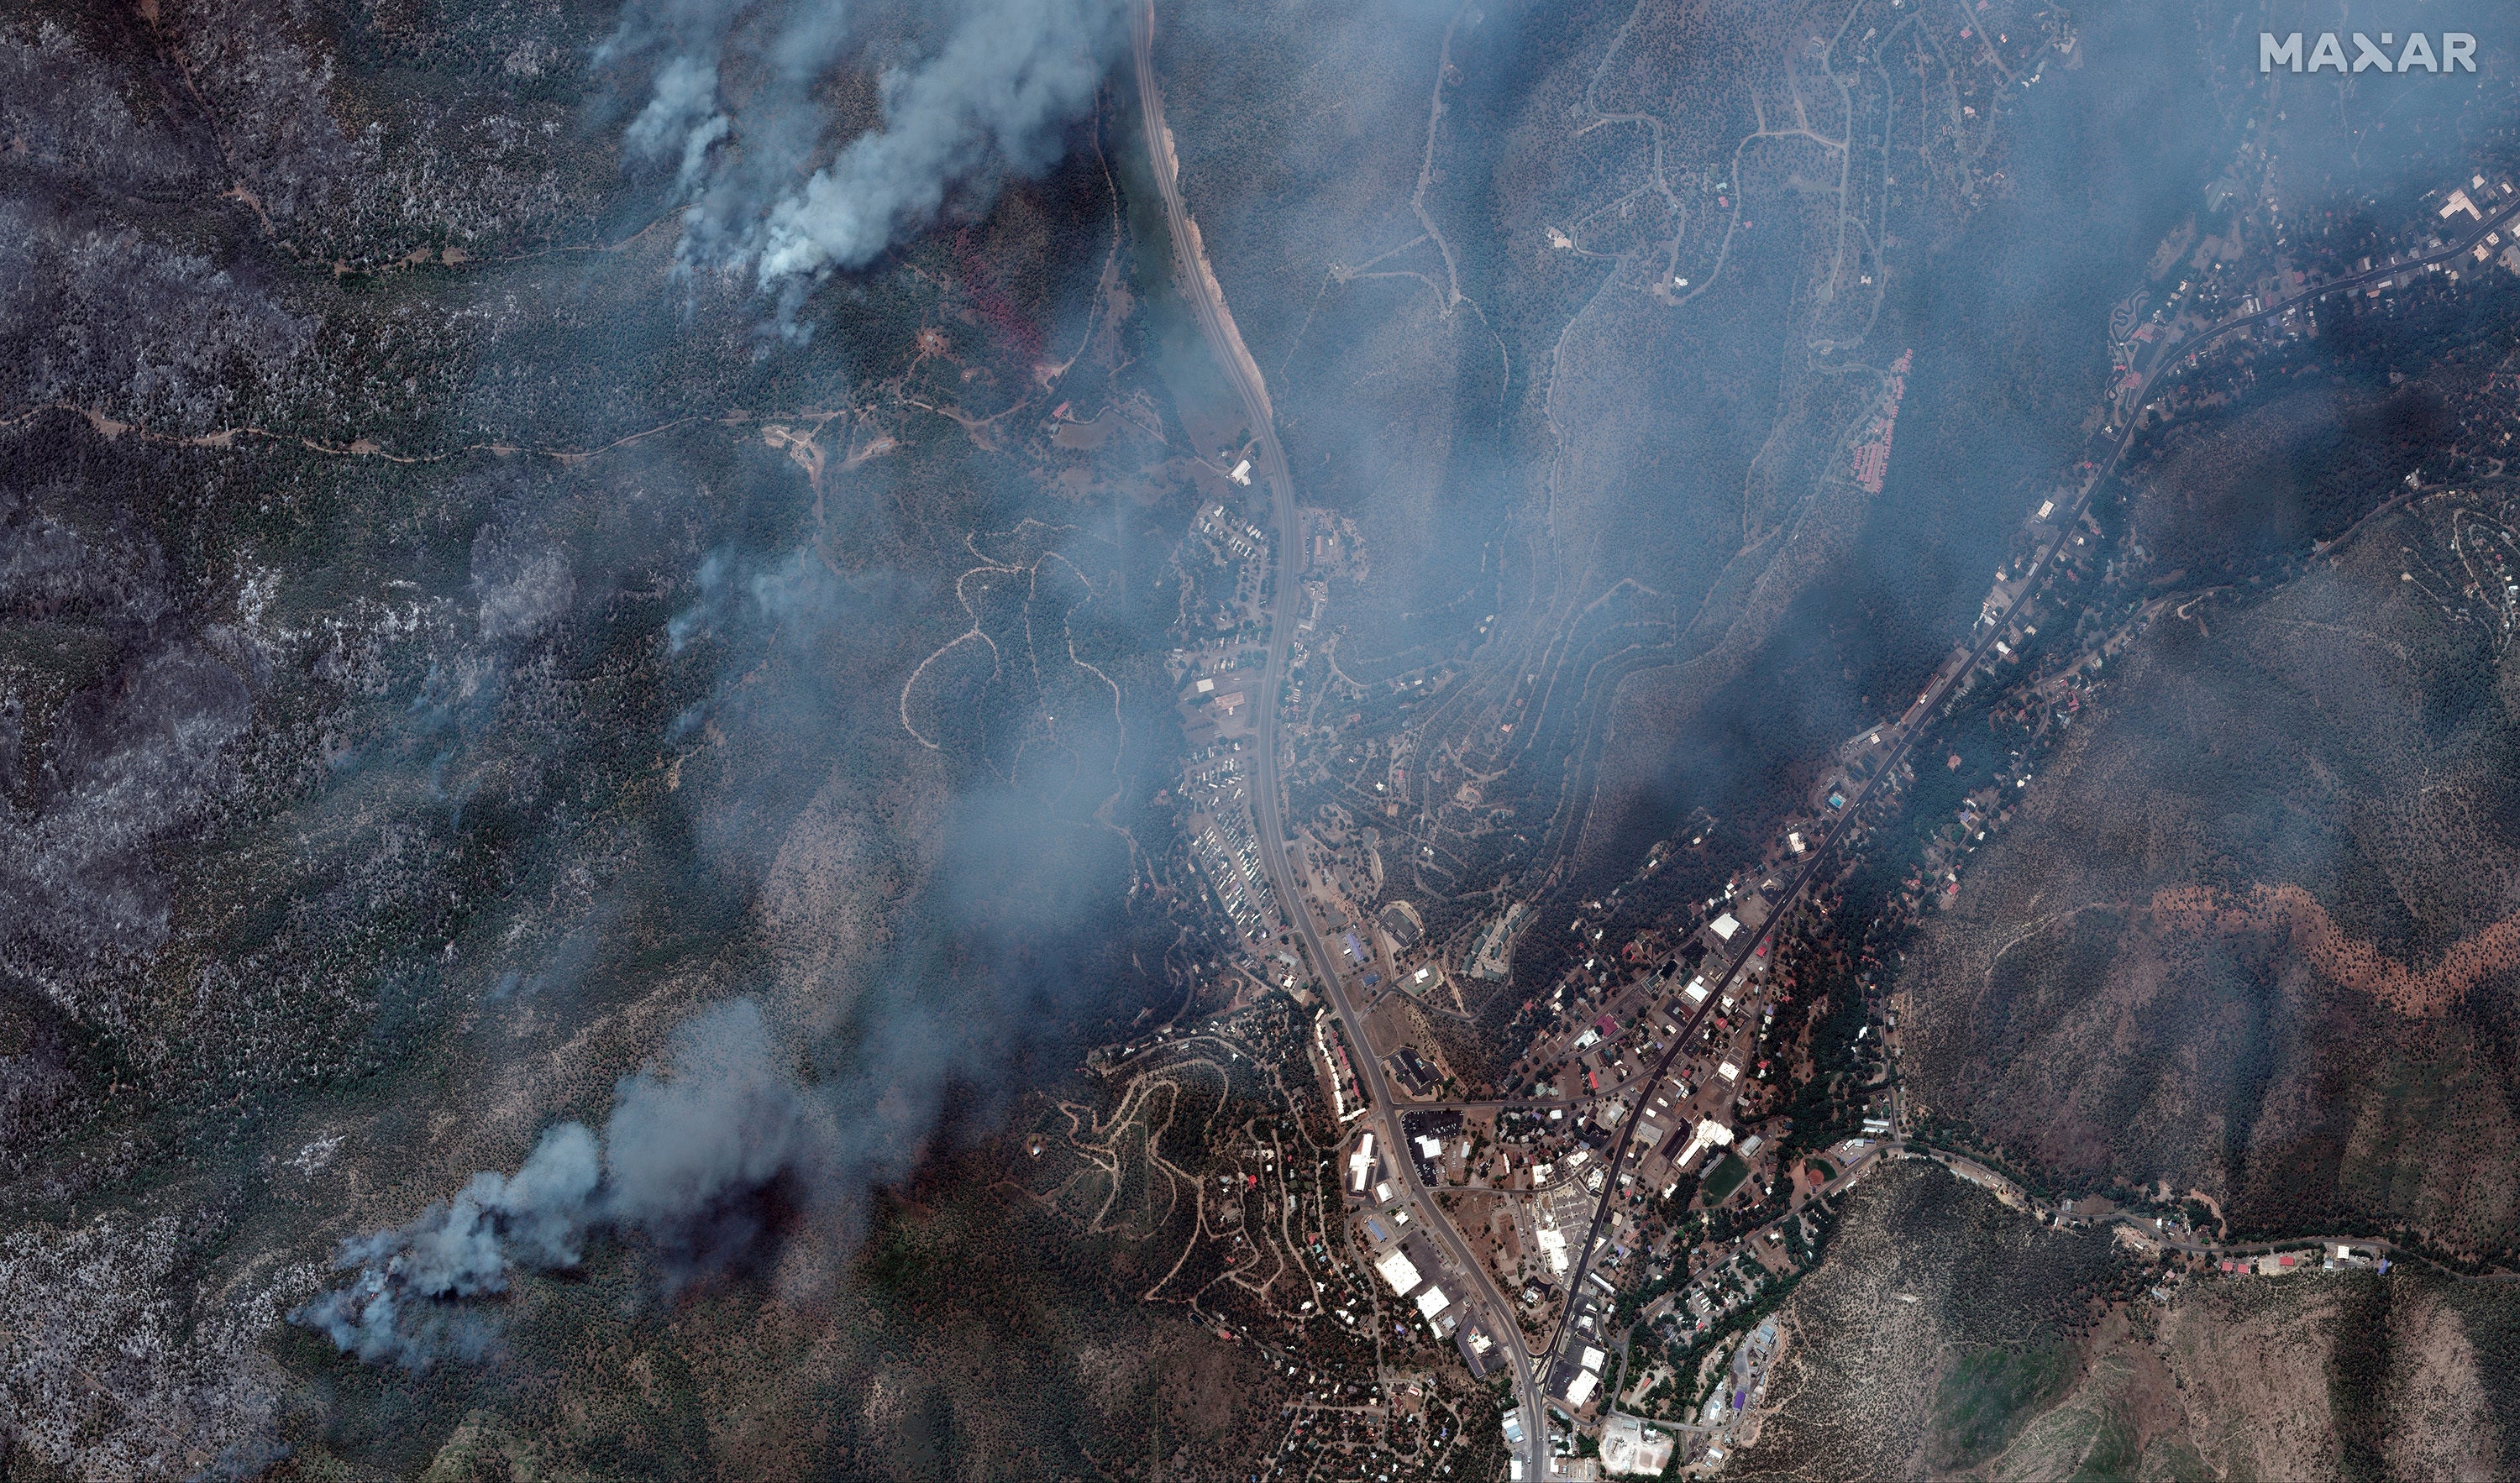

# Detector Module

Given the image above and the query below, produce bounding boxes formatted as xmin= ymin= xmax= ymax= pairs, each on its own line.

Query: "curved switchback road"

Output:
xmin=1130 ymin=6 xmax=1553 ymax=1477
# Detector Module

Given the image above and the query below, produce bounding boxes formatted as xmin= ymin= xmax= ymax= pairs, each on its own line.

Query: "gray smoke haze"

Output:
xmin=604 ymin=999 xmax=827 ymax=1288
xmin=296 ymin=1001 xmax=822 ymax=1368
xmin=292 ymin=1121 xmax=598 ymax=1368
xmin=604 ymin=0 xmax=858 ymax=263
xmin=625 ymin=54 xmax=730 ymax=193
xmin=601 ymin=0 xmax=744 ymax=187
xmin=470 ymin=527 xmax=576 ymax=643
xmin=603 ymin=0 xmax=1127 ymax=294
xmin=754 ymin=0 xmax=1131 ymax=280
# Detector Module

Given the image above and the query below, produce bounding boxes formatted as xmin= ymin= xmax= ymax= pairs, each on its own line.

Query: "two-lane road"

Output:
xmin=1134 ymin=9 xmax=2520 ymax=1458
xmin=1531 ymin=160 xmax=2520 ymax=1374
xmin=1130 ymin=8 xmax=1553 ymax=1478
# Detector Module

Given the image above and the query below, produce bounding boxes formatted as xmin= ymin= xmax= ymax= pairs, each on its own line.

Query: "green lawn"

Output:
xmin=1701 ymin=1152 xmax=1751 ymax=1204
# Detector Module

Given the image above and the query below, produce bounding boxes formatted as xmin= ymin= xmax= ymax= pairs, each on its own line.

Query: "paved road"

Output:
xmin=2184 ymin=188 xmax=2520 ymax=355
xmin=1546 ymin=406 xmax=2116 ymax=1371
xmin=1537 ymin=186 xmax=2520 ymax=1381
xmin=1141 ymin=19 xmax=2520 ymax=1444
xmin=1397 ymin=1097 xmax=1589 ymax=1115
xmin=1129 ymin=7 xmax=1552 ymax=1475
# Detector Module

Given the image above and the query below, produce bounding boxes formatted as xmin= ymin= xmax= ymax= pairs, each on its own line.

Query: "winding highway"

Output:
xmin=1133 ymin=11 xmax=2520 ymax=1466
xmin=1130 ymin=5 xmax=1553 ymax=1478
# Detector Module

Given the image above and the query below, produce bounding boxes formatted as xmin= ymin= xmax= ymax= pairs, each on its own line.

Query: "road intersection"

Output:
xmin=1131 ymin=6 xmax=1551 ymax=1475
xmin=1538 ymin=152 xmax=2520 ymax=1386
xmin=1131 ymin=8 xmax=2520 ymax=1466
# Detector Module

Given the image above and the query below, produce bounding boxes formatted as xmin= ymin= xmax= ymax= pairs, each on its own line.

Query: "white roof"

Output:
xmin=1566 ymin=1370 xmax=1600 ymax=1406
xmin=1717 ymin=1061 xmax=1740 ymax=1081
xmin=1580 ymin=1344 xmax=1607 ymax=1372
xmin=1683 ymin=976 xmax=1710 ymax=1004
xmin=1672 ymin=1119 xmax=1734 ymax=1173
xmin=1418 ymin=1135 xmax=1445 ymax=1159
xmin=1710 ymin=913 xmax=1740 ymax=940
xmin=1375 ymin=1248 xmax=1423 ymax=1294
xmin=1415 ymin=1286 xmax=1451 ymax=1320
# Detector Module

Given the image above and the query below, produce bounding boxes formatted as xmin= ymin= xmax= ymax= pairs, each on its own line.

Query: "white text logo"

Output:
xmin=2261 ymin=32 xmax=2477 ymax=73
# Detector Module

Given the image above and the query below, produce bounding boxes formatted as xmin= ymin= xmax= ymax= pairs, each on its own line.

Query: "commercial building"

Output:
xmin=1672 ymin=1119 xmax=1734 ymax=1173
xmin=1347 ymin=1132 xmax=1377 ymax=1194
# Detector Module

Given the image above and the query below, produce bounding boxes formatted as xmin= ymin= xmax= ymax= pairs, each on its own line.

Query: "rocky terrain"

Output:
xmin=1735 ymin=1161 xmax=2520 ymax=1481
xmin=1899 ymin=492 xmax=2520 ymax=1266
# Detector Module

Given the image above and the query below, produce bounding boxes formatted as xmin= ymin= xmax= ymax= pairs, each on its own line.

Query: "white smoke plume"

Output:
xmin=625 ymin=54 xmax=732 ymax=193
xmin=295 ymin=1001 xmax=824 ymax=1369
xmin=601 ymin=0 xmax=743 ymax=187
xmin=603 ymin=0 xmax=858 ymax=217
xmin=292 ymin=1123 xmax=599 ymax=1368
xmin=753 ymin=0 xmax=1132 ymax=280
xmin=603 ymin=1000 xmax=825 ymax=1290
xmin=603 ymin=0 xmax=1129 ymax=292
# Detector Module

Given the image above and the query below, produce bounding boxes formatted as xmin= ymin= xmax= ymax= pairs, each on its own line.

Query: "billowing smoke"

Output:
xmin=602 ymin=1000 xmax=824 ymax=1290
xmin=603 ymin=0 xmax=744 ymax=193
xmin=291 ymin=1123 xmax=598 ymax=1368
xmin=602 ymin=0 xmax=857 ymax=249
xmin=753 ymin=0 xmax=1132 ymax=280
xmin=296 ymin=1001 xmax=823 ymax=1368
xmin=602 ymin=0 xmax=1129 ymax=293
xmin=625 ymin=54 xmax=730 ymax=193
